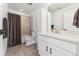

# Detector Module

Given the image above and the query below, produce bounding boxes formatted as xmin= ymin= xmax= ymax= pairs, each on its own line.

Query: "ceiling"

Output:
xmin=8 ymin=3 xmax=42 ymax=14
xmin=8 ymin=3 xmax=72 ymax=14
xmin=48 ymin=3 xmax=72 ymax=12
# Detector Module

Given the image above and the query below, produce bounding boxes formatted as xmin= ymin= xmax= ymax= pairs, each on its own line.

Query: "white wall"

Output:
xmin=0 ymin=3 xmax=8 ymax=56
xmin=51 ymin=4 xmax=79 ymax=30
xmin=30 ymin=4 xmax=49 ymax=43
xmin=3 ymin=4 xmax=8 ymax=56
xmin=31 ymin=4 xmax=49 ymax=33
xmin=32 ymin=8 xmax=47 ymax=33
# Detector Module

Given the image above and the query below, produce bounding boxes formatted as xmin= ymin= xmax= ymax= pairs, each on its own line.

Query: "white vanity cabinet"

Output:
xmin=50 ymin=45 xmax=74 ymax=56
xmin=37 ymin=34 xmax=78 ymax=56
xmin=38 ymin=39 xmax=49 ymax=56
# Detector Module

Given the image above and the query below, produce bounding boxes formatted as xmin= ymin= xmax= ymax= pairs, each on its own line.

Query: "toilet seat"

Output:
xmin=25 ymin=35 xmax=36 ymax=46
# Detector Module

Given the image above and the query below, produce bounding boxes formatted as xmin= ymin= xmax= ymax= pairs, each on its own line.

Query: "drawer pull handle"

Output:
xmin=46 ymin=46 xmax=48 ymax=52
xmin=50 ymin=48 xmax=52 ymax=54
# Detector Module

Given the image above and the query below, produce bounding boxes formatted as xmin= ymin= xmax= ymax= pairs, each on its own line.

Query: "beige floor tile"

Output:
xmin=5 ymin=47 xmax=15 ymax=56
xmin=5 ymin=44 xmax=39 ymax=56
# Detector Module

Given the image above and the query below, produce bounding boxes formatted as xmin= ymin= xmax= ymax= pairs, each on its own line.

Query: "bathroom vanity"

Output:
xmin=37 ymin=32 xmax=79 ymax=56
xmin=36 ymin=3 xmax=79 ymax=56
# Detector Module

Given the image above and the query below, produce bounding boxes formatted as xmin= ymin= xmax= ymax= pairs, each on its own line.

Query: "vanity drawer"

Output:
xmin=38 ymin=35 xmax=77 ymax=55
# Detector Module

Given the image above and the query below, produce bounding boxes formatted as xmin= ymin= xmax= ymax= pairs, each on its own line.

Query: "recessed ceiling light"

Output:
xmin=20 ymin=9 xmax=23 ymax=11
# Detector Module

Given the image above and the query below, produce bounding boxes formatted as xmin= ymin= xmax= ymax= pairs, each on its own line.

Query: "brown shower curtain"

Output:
xmin=8 ymin=13 xmax=21 ymax=47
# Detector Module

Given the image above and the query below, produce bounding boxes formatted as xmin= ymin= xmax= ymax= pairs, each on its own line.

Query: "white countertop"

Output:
xmin=39 ymin=32 xmax=79 ymax=44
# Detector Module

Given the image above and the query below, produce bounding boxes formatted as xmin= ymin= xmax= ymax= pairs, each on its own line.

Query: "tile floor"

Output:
xmin=5 ymin=44 xmax=39 ymax=56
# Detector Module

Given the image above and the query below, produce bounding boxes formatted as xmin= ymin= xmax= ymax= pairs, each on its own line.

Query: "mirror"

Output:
xmin=47 ymin=3 xmax=79 ymax=32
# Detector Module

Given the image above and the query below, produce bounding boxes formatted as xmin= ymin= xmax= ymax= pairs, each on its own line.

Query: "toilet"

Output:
xmin=21 ymin=32 xmax=36 ymax=46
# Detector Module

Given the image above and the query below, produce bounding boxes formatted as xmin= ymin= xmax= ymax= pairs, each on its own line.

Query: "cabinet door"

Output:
xmin=38 ymin=39 xmax=43 ymax=55
xmin=38 ymin=39 xmax=49 ymax=56
xmin=48 ymin=45 xmax=53 ymax=56
xmin=51 ymin=46 xmax=74 ymax=56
